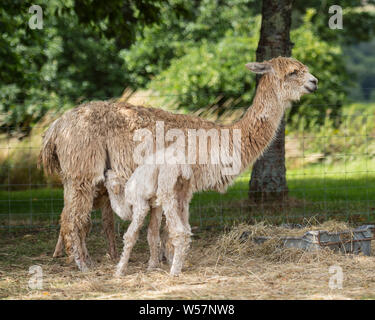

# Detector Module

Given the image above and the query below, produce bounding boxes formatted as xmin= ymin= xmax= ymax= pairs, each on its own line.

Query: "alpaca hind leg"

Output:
xmin=101 ymin=196 xmax=118 ymax=259
xmin=53 ymin=232 xmax=64 ymax=258
xmin=115 ymin=205 xmax=149 ymax=277
xmin=61 ymin=179 xmax=95 ymax=271
xmin=147 ymin=206 xmax=162 ymax=270
xmin=53 ymin=206 xmax=68 ymax=258
xmin=81 ymin=217 xmax=92 ymax=266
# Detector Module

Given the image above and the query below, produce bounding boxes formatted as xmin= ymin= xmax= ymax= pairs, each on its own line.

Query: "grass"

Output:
xmin=186 ymin=157 xmax=375 ymax=226
xmin=1 ymin=157 xmax=375 ymax=228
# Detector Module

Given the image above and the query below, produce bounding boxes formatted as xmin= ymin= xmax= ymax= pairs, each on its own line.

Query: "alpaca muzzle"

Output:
xmin=305 ymin=76 xmax=318 ymax=92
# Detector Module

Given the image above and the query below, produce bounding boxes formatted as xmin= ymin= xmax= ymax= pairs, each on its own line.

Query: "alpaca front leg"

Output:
xmin=147 ymin=206 xmax=162 ymax=270
xmin=115 ymin=207 xmax=149 ymax=277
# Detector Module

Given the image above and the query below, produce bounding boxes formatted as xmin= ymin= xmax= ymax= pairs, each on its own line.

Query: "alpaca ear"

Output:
xmin=245 ymin=62 xmax=273 ymax=74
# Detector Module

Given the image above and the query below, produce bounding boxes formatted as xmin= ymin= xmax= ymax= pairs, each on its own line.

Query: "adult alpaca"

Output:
xmin=39 ymin=57 xmax=318 ymax=271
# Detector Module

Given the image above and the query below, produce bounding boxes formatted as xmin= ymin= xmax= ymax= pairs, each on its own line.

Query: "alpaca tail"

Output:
xmin=37 ymin=119 xmax=61 ymax=176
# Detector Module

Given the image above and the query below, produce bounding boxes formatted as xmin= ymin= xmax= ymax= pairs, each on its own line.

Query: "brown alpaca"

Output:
xmin=39 ymin=57 xmax=318 ymax=271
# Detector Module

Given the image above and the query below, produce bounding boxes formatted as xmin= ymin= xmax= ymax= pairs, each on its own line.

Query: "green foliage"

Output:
xmin=344 ymin=39 xmax=375 ymax=101
xmin=1 ymin=0 xmax=373 ymax=134
xmin=150 ymin=11 xmax=349 ymax=127
xmin=0 ymin=1 xmax=125 ymax=133
xmin=72 ymin=0 xmax=165 ymax=48
xmin=0 ymin=0 xmax=163 ymax=134
xmin=293 ymin=0 xmax=375 ymax=45
xmin=50 ymin=18 xmax=127 ymax=102
xmin=121 ymin=0 xmax=258 ymax=87
xmin=123 ymin=0 xmax=374 ymax=90
xmin=0 ymin=0 xmax=55 ymax=133
xmin=287 ymin=10 xmax=349 ymax=128
xmin=149 ymin=31 xmax=259 ymax=114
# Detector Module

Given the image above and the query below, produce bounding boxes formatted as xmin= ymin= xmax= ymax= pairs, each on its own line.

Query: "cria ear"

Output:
xmin=245 ymin=62 xmax=273 ymax=74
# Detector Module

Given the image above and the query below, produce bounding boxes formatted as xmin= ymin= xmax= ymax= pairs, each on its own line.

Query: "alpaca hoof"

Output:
xmin=115 ymin=264 xmax=127 ymax=277
xmin=53 ymin=235 xmax=65 ymax=258
xmin=53 ymin=243 xmax=64 ymax=258
xmin=53 ymin=251 xmax=64 ymax=258
xmin=79 ymin=264 xmax=89 ymax=272
xmin=114 ymin=270 xmax=125 ymax=278
xmin=79 ymin=261 xmax=90 ymax=272
xmin=75 ymin=258 xmax=90 ymax=272
xmin=169 ymin=268 xmax=181 ymax=277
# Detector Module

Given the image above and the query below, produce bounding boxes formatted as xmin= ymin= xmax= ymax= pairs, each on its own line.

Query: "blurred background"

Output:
xmin=1 ymin=0 xmax=375 ymax=230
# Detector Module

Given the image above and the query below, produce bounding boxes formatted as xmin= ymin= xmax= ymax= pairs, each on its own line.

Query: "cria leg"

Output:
xmin=162 ymin=185 xmax=192 ymax=271
xmin=163 ymin=202 xmax=191 ymax=276
xmin=115 ymin=204 xmax=149 ymax=276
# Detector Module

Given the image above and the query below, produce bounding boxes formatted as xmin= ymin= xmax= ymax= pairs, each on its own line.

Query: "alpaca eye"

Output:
xmin=289 ymin=70 xmax=298 ymax=77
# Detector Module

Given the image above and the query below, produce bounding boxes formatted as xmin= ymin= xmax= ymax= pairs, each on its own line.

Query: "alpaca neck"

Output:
xmin=193 ymin=77 xmax=288 ymax=193
xmin=235 ymin=76 xmax=287 ymax=171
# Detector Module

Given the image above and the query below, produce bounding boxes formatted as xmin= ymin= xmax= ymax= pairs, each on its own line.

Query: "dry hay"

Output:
xmin=1 ymin=222 xmax=375 ymax=300
xmin=213 ymin=218 xmax=358 ymax=264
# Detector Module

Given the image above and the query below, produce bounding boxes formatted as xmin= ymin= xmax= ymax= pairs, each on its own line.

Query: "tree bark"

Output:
xmin=249 ymin=0 xmax=293 ymax=203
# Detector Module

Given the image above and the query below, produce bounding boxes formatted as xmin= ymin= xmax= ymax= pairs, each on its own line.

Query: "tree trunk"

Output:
xmin=248 ymin=0 xmax=293 ymax=203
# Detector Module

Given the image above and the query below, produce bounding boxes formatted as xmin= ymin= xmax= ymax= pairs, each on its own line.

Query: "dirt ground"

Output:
xmin=1 ymin=224 xmax=375 ymax=300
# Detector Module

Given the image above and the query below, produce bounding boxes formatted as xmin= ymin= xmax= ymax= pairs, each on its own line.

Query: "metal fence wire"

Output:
xmin=1 ymin=98 xmax=375 ymax=231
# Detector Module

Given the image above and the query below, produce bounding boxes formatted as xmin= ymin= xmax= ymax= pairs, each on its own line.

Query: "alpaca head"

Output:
xmin=246 ymin=56 xmax=318 ymax=104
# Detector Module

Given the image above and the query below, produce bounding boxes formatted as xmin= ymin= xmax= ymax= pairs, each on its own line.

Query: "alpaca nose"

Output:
xmin=308 ymin=77 xmax=318 ymax=91
xmin=309 ymin=78 xmax=318 ymax=86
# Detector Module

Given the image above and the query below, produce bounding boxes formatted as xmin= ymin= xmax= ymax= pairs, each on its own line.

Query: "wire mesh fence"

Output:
xmin=1 ymin=97 xmax=375 ymax=231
